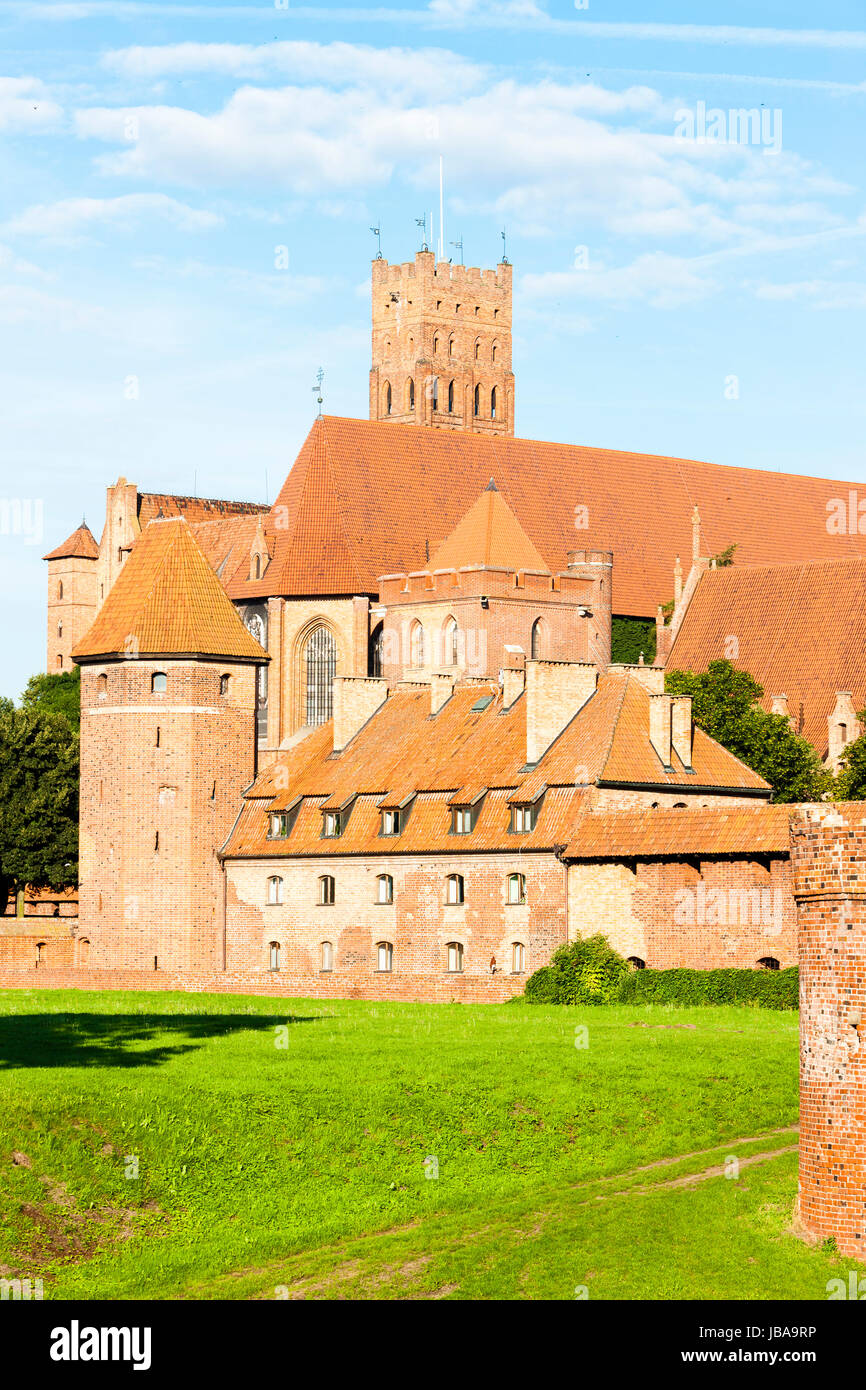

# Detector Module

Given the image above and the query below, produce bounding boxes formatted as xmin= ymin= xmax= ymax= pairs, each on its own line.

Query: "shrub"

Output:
xmin=616 ymin=966 xmax=798 ymax=1010
xmin=523 ymin=944 xmax=799 ymax=1010
xmin=524 ymin=936 xmax=630 ymax=1006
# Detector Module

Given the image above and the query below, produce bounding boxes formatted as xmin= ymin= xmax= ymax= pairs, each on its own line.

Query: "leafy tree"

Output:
xmin=835 ymin=713 xmax=866 ymax=799
xmin=665 ymin=659 xmax=832 ymax=804
xmin=611 ymin=616 xmax=656 ymax=665
xmin=0 ymin=703 xmax=79 ymax=909
xmin=21 ymin=667 xmax=80 ymax=731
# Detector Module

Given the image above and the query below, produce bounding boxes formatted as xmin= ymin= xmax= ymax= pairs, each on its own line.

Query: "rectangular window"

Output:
xmin=452 ymin=807 xmax=473 ymax=835
xmin=322 ymin=811 xmax=342 ymax=838
xmin=447 ymin=942 xmax=464 ymax=973
xmin=510 ymin=804 xmax=536 ymax=833
xmin=381 ymin=810 xmax=400 ymax=836
xmin=376 ymin=942 xmax=393 ymax=972
xmin=269 ymin=812 xmax=294 ymax=838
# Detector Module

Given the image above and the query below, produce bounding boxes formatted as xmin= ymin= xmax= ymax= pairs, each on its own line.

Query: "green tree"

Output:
xmin=0 ymin=703 xmax=79 ymax=909
xmin=835 ymin=714 xmax=866 ymax=799
xmin=21 ymin=667 xmax=80 ymax=731
xmin=665 ymin=659 xmax=831 ymax=804
xmin=610 ymin=616 xmax=656 ymax=665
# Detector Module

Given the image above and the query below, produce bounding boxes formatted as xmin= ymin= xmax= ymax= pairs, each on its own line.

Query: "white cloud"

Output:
xmin=0 ymin=76 xmax=62 ymax=131
xmin=522 ymin=252 xmax=718 ymax=310
xmin=1 ymin=193 xmax=222 ymax=241
xmin=754 ymin=279 xmax=866 ymax=309
xmin=72 ymin=74 xmax=838 ymax=250
xmin=103 ymin=40 xmax=488 ymax=100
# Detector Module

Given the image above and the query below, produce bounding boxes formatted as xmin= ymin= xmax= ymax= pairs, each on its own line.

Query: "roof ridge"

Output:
xmin=596 ymin=672 xmax=632 ymax=780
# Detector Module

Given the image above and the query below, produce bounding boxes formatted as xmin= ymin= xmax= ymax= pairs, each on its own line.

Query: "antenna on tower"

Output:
xmin=312 ymin=366 xmax=324 ymax=417
xmin=370 ymin=223 xmax=382 ymax=259
xmin=500 ymin=227 xmax=509 ymax=264
xmin=450 ymin=236 xmax=464 ymax=265
xmin=415 ymin=215 xmax=428 ymax=252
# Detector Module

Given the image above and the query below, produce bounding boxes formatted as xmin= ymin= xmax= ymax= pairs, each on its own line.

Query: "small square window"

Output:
xmin=452 ymin=807 xmax=473 ymax=835
xmin=322 ymin=812 xmax=342 ymax=838
xmin=381 ymin=810 xmax=400 ymax=836
xmin=510 ymin=804 xmax=536 ymax=833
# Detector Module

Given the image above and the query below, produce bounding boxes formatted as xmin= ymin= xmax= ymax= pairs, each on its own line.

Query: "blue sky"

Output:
xmin=1 ymin=0 xmax=864 ymax=698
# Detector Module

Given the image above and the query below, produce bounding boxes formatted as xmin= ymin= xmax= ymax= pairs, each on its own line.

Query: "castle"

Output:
xmin=23 ymin=244 xmax=866 ymax=995
xmin=3 ymin=245 xmax=864 ymax=1258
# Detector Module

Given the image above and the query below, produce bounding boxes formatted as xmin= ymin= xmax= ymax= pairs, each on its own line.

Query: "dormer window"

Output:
xmin=381 ymin=809 xmax=400 ymax=836
xmin=510 ymin=804 xmax=537 ymax=833
xmin=322 ymin=811 xmax=343 ymax=838
xmin=269 ymin=806 xmax=300 ymax=839
xmin=452 ymin=806 xmax=475 ymax=835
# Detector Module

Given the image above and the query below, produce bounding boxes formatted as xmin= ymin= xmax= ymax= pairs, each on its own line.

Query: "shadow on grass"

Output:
xmin=0 ymin=1012 xmax=329 ymax=1070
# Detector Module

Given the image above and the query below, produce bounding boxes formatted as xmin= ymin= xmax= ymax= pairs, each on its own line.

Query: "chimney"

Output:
xmin=670 ymin=694 xmax=693 ymax=770
xmin=332 ymin=676 xmax=388 ymax=752
xmin=654 ymin=604 xmax=672 ymax=667
xmin=648 ymin=693 xmax=673 ymax=770
xmin=770 ymin=693 xmax=791 ymax=723
xmin=501 ymin=645 xmax=525 ymax=707
xmin=674 ymin=555 xmax=683 ymax=606
xmin=430 ymin=672 xmax=456 ymax=715
xmin=525 ymin=659 xmax=598 ymax=764
xmin=827 ymin=691 xmax=860 ymax=771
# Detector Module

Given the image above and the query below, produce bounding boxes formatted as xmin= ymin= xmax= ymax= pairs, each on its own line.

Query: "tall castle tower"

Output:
xmin=72 ymin=517 xmax=268 ymax=972
xmin=369 ymin=250 xmax=515 ymax=436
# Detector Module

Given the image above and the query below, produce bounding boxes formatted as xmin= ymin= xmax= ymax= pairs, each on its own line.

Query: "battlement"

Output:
xmin=377 ymin=565 xmax=590 ymax=605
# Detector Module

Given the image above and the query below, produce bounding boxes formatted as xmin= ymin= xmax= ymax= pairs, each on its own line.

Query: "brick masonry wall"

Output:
xmin=0 ymin=966 xmax=524 ymax=1003
xmin=568 ymin=856 xmax=796 ymax=968
xmin=790 ymin=803 xmax=866 ymax=1259
xmin=370 ymin=252 xmax=515 ymax=435
xmin=78 ymin=659 xmax=259 ymax=972
xmin=46 ymin=554 xmax=98 ymax=673
xmin=224 ymin=849 xmax=566 ymax=987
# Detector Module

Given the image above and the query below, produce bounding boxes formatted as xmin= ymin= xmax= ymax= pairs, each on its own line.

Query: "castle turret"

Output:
xmin=72 ymin=517 xmax=268 ymax=972
xmin=376 ymin=481 xmax=609 ymax=682
xmin=43 ymin=521 xmax=99 ymax=672
xmin=369 ymin=250 xmax=515 ymax=436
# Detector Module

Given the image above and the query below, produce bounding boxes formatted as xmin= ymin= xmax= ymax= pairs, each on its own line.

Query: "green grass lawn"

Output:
xmin=0 ymin=988 xmax=856 ymax=1300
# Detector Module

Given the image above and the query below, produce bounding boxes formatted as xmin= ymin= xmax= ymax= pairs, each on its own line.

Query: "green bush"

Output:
xmin=616 ymin=965 xmax=798 ymax=1010
xmin=523 ymin=939 xmax=799 ymax=1011
xmin=524 ymin=936 xmax=630 ymax=1006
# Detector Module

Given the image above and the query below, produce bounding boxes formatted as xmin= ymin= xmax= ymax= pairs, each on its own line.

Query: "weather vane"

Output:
xmin=450 ymin=236 xmax=464 ymax=265
xmin=500 ymin=228 xmax=509 ymax=264
xmin=415 ymin=215 xmax=428 ymax=252
xmin=370 ymin=223 xmax=382 ymax=259
xmin=312 ymin=367 xmax=324 ymax=417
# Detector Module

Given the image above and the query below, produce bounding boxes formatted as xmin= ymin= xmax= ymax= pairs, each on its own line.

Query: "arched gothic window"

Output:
xmin=490 ymin=386 xmax=497 ymax=420
xmin=384 ymin=382 xmax=392 ymax=416
xmin=305 ymin=626 xmax=337 ymax=725
xmin=410 ymin=621 xmax=425 ymax=669
xmin=408 ymin=378 xmax=415 ymax=411
xmin=444 ymin=616 xmax=459 ymax=666
xmin=531 ymin=619 xmax=545 ymax=660
xmin=447 ymin=379 xmax=455 ymax=413
xmin=474 ymin=383 xmax=480 ymax=417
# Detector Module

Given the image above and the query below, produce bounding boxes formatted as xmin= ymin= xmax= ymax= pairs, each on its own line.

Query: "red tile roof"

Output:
xmin=563 ymin=803 xmax=791 ymax=859
xmin=137 ymin=493 xmax=267 ymax=527
xmin=223 ymin=672 xmax=768 ymax=860
xmin=43 ymin=522 xmax=99 ymax=561
xmin=668 ymin=557 xmax=866 ymax=755
xmin=72 ymin=517 xmax=269 ymax=663
xmin=216 ymin=415 xmax=866 ymax=614
xmin=429 ymin=480 xmax=549 ymax=573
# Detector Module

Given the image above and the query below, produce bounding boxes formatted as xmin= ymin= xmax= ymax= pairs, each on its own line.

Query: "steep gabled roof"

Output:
xmin=222 ymin=672 xmax=768 ymax=860
xmin=137 ymin=493 xmax=267 ymax=527
xmin=43 ymin=522 xmax=99 ymax=562
xmin=72 ymin=516 xmax=268 ymax=663
xmin=218 ymin=415 xmax=866 ymax=613
xmin=429 ymin=480 xmax=549 ymax=573
xmin=668 ymin=556 xmax=866 ymax=755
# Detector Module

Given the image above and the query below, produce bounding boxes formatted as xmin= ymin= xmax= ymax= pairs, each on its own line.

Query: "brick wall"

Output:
xmin=369 ymin=252 xmax=515 ymax=436
xmin=568 ymin=856 xmax=796 ymax=969
xmin=790 ymin=803 xmax=866 ymax=1259
xmin=78 ymin=658 xmax=259 ymax=972
xmin=224 ymin=849 xmax=566 ymax=988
